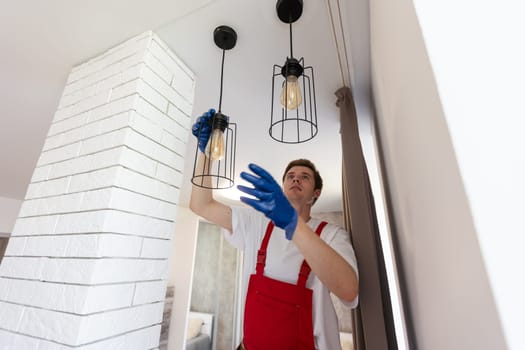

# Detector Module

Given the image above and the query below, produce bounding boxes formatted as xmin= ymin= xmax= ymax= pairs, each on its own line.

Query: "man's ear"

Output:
xmin=314 ymin=189 xmax=321 ymax=199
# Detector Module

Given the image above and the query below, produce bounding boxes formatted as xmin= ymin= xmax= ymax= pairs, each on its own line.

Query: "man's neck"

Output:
xmin=294 ymin=203 xmax=312 ymax=222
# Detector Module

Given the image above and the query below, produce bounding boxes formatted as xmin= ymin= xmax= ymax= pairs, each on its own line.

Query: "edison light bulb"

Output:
xmin=205 ymin=128 xmax=226 ymax=161
xmin=280 ymin=75 xmax=302 ymax=110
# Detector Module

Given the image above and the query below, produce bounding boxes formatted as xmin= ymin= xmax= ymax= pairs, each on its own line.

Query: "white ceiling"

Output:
xmin=0 ymin=0 xmax=370 ymax=214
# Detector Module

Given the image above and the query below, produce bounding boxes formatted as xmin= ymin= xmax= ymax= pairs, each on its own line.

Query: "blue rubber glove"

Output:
xmin=191 ymin=108 xmax=215 ymax=153
xmin=238 ymin=163 xmax=298 ymax=240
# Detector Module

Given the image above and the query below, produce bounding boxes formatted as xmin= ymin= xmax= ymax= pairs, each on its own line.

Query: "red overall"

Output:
xmin=243 ymin=221 xmax=328 ymax=350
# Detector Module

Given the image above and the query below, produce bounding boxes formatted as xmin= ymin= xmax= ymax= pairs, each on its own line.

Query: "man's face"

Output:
xmin=283 ymin=165 xmax=320 ymax=204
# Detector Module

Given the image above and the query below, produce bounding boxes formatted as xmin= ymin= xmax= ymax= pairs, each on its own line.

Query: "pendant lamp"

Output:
xmin=270 ymin=0 xmax=318 ymax=143
xmin=191 ymin=25 xmax=238 ymax=189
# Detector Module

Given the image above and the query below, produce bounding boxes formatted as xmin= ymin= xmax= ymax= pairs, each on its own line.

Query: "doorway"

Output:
xmin=188 ymin=221 xmax=242 ymax=350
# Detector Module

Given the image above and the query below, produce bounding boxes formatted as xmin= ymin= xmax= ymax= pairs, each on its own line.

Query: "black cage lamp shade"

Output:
xmin=270 ymin=0 xmax=318 ymax=144
xmin=191 ymin=26 xmax=238 ymax=189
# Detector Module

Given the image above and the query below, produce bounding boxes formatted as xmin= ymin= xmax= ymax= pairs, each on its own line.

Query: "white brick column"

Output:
xmin=0 ymin=31 xmax=194 ymax=349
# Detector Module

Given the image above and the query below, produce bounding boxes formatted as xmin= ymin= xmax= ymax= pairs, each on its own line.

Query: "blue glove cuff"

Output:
xmin=284 ymin=209 xmax=298 ymax=240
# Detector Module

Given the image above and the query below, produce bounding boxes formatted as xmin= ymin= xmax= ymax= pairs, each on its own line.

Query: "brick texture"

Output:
xmin=0 ymin=31 xmax=194 ymax=348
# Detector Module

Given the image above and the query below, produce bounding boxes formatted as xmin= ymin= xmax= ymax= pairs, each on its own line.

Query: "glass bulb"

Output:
xmin=280 ymin=75 xmax=302 ymax=110
xmin=205 ymin=128 xmax=226 ymax=161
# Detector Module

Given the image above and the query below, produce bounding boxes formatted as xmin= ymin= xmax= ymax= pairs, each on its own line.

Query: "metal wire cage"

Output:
xmin=270 ymin=57 xmax=318 ymax=143
xmin=191 ymin=25 xmax=238 ymax=189
xmin=270 ymin=0 xmax=318 ymax=144
xmin=191 ymin=114 xmax=237 ymax=189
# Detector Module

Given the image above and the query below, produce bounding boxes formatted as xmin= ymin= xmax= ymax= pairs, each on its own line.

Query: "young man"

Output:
xmin=190 ymin=110 xmax=359 ymax=350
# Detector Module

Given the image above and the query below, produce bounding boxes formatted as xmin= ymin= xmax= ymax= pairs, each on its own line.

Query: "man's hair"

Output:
xmin=282 ymin=159 xmax=323 ymax=204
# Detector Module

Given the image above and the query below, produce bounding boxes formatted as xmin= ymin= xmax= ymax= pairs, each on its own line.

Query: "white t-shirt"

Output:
xmin=223 ymin=206 xmax=359 ymax=350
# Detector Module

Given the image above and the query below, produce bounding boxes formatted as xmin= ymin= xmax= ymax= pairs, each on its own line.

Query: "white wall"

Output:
xmin=370 ymin=0 xmax=510 ymax=348
xmin=412 ymin=2 xmax=525 ymax=349
xmin=0 ymin=196 xmax=22 ymax=236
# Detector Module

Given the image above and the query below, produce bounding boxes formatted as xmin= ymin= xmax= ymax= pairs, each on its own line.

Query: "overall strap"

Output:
xmin=297 ymin=221 xmax=328 ymax=287
xmin=256 ymin=221 xmax=275 ymax=275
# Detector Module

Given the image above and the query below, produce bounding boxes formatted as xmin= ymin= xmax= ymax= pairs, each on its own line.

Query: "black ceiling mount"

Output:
xmin=276 ymin=0 xmax=303 ymax=23
xmin=213 ymin=25 xmax=237 ymax=50
xmin=281 ymin=58 xmax=304 ymax=78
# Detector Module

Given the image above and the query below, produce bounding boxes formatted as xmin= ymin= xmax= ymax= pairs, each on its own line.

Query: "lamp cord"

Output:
xmin=218 ymin=49 xmax=225 ymax=112
xmin=289 ymin=21 xmax=294 ymax=58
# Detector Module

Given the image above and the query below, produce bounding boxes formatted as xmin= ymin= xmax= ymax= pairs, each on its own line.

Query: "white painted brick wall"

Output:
xmin=78 ymin=302 xmax=164 ymax=344
xmin=128 ymin=130 xmax=185 ymax=172
xmin=18 ymin=306 xmax=83 ymax=344
xmin=156 ymin=162 xmax=183 ymax=188
xmin=0 ymin=257 xmax=168 ymax=285
xmin=5 ymin=234 xmax=143 ymax=258
xmin=53 ymin=211 xmax=107 ymax=235
xmin=13 ymin=209 xmax=176 ymax=239
xmin=141 ymin=65 xmax=191 ymax=114
xmin=0 ymin=31 xmax=194 ymax=348
xmin=130 ymin=110 xmax=164 ymax=141
xmin=11 ymin=214 xmax=60 ymax=236
xmin=30 ymin=164 xmax=52 ymax=183
xmin=0 ymin=329 xmax=44 ymax=350
xmin=115 ymin=167 xmax=180 ymax=203
xmin=37 ymin=142 xmax=82 ymax=167
xmin=144 ymin=52 xmax=172 ymax=85
xmin=103 ymin=210 xmax=175 ymax=239
xmin=141 ymin=238 xmax=172 ymax=259
xmin=68 ymin=166 xmax=120 ymax=193
xmin=78 ymin=128 xmax=129 ymax=156
xmin=120 ymin=146 xmax=158 ymax=177
xmin=73 ymin=187 xmax=178 ymax=221
xmin=46 ymin=147 xmax=124 ymax=180
xmin=25 ymin=176 xmax=71 ymax=199
xmin=148 ymin=39 xmax=195 ymax=104
xmin=0 ymin=278 xmax=135 ymax=314
xmin=78 ymin=324 xmax=161 ymax=350
xmin=133 ymin=280 xmax=168 ymax=305
xmin=43 ymin=111 xmax=133 ymax=153
xmin=18 ymin=192 xmax=85 ymax=217
xmin=82 ymin=283 xmax=136 ymax=313
xmin=0 ymin=301 xmax=25 ymax=331
xmin=88 ymin=94 xmax=137 ymax=124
